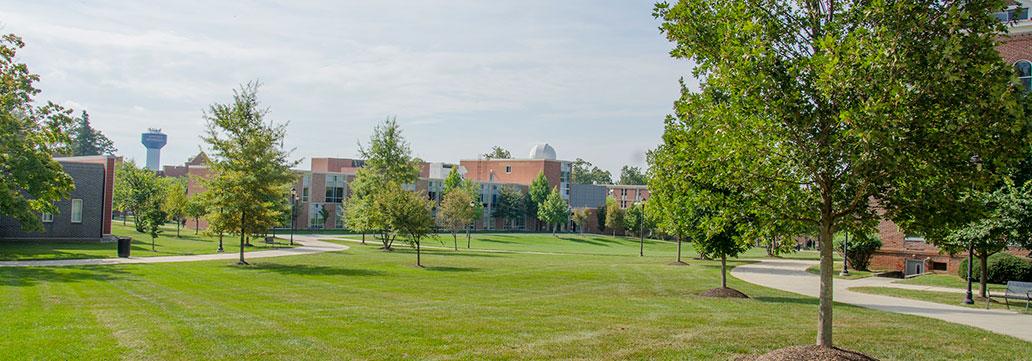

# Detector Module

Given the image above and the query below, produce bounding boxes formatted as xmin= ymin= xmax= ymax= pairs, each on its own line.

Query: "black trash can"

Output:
xmin=117 ymin=237 xmax=132 ymax=258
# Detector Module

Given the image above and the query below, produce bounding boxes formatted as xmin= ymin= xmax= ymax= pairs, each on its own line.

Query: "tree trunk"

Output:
xmin=467 ymin=226 xmax=472 ymax=248
xmin=239 ymin=212 xmax=248 ymax=265
xmin=817 ymin=209 xmax=834 ymax=348
xmin=361 ymin=232 xmax=366 ymax=245
xmin=452 ymin=231 xmax=458 ymax=251
xmin=979 ymin=253 xmax=989 ymax=298
xmin=123 ymin=213 xmax=127 ymax=226
xmin=676 ymin=234 xmax=683 ymax=264
xmin=194 ymin=217 xmax=199 ymax=235
xmin=720 ymin=253 xmax=727 ymax=288
xmin=416 ymin=240 xmax=422 ymax=267
xmin=176 ymin=218 xmax=181 ymax=238
xmin=151 ymin=235 xmax=156 ymax=252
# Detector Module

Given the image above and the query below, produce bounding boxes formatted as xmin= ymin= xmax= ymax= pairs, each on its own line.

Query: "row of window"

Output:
xmin=41 ymin=199 xmax=83 ymax=224
xmin=1016 ymin=60 xmax=1031 ymax=90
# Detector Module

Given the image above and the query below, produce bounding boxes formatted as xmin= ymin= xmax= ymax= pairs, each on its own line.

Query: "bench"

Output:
xmin=989 ymin=281 xmax=1032 ymax=311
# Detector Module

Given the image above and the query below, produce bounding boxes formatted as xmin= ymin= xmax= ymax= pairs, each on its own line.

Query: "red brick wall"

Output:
xmin=460 ymin=159 xmax=563 ymax=190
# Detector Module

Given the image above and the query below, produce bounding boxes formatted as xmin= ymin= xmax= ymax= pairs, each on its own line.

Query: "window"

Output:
xmin=996 ymin=6 xmax=1029 ymax=22
xmin=932 ymin=262 xmax=948 ymax=272
xmin=309 ymin=203 xmax=325 ymax=228
xmin=335 ymin=205 xmax=344 ymax=229
xmin=71 ymin=199 xmax=83 ymax=223
xmin=325 ymin=175 xmax=344 ymax=203
xmin=41 ymin=213 xmax=53 ymax=223
xmin=301 ymin=174 xmax=311 ymax=202
xmin=505 ymin=165 xmax=512 ymax=174
xmin=1016 ymin=60 xmax=1032 ymax=90
xmin=904 ymin=234 xmax=925 ymax=243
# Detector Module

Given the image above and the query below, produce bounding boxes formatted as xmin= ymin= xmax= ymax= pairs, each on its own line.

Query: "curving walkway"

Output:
xmin=0 ymin=235 xmax=348 ymax=267
xmin=731 ymin=259 xmax=1032 ymax=342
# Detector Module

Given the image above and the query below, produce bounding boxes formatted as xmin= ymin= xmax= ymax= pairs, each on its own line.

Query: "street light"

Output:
xmin=964 ymin=241 xmax=975 ymax=304
xmin=217 ymin=206 xmax=224 ymax=253
xmin=840 ymin=231 xmax=850 ymax=276
xmin=290 ymin=187 xmax=297 ymax=246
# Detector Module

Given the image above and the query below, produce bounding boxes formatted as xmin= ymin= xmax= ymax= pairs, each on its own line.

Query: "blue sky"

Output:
xmin=1 ymin=1 xmax=691 ymax=176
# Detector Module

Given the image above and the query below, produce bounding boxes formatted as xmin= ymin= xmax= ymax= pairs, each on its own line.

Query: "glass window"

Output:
xmin=325 ymin=175 xmax=344 ymax=203
xmin=302 ymin=174 xmax=311 ymax=202
xmin=1016 ymin=60 xmax=1032 ymax=90
xmin=41 ymin=213 xmax=53 ymax=223
xmin=309 ymin=203 xmax=325 ymax=228
xmin=505 ymin=165 xmax=512 ymax=174
xmin=71 ymin=199 xmax=83 ymax=223
xmin=334 ymin=205 xmax=344 ymax=229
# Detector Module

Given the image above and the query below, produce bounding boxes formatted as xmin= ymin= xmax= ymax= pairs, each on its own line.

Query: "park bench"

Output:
xmin=989 ymin=281 xmax=1032 ymax=311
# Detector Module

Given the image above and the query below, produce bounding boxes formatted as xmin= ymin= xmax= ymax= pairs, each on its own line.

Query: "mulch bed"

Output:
xmin=739 ymin=345 xmax=878 ymax=361
xmin=699 ymin=287 xmax=749 ymax=298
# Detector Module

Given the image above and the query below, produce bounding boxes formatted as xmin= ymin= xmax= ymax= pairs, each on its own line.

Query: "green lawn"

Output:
xmin=894 ymin=273 xmax=1007 ymax=292
xmin=0 ymin=222 xmax=294 ymax=261
xmin=850 ymin=287 xmax=1027 ymax=312
xmin=806 ymin=262 xmax=874 ymax=280
xmin=0 ymin=234 xmax=1028 ymax=360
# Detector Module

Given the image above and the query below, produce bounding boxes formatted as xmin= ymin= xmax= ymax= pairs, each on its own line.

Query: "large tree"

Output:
xmin=527 ymin=171 xmax=550 ymax=229
xmin=70 ymin=110 xmax=117 ymax=156
xmin=647 ymin=144 xmax=695 ymax=264
xmin=618 ymin=166 xmax=647 ymax=185
xmin=655 ymin=0 xmax=1030 ymax=348
xmin=115 ymin=160 xmax=163 ymax=232
xmin=202 ymin=82 xmax=299 ymax=265
xmin=537 ymin=186 xmax=569 ymax=235
xmin=482 ymin=146 xmax=512 ymax=160
xmin=439 ymin=188 xmax=477 ymax=250
xmin=0 ymin=34 xmax=76 ymax=232
xmin=571 ymin=158 xmax=613 ymax=185
xmin=349 ymin=118 xmax=421 ymax=250
xmin=604 ymin=196 xmax=624 ymax=236
xmin=492 ymin=185 xmax=526 ymax=230
xmin=387 ymin=186 xmax=436 ymax=267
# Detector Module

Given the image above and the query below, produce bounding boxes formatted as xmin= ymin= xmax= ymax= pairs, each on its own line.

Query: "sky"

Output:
xmin=0 ymin=0 xmax=693 ymax=176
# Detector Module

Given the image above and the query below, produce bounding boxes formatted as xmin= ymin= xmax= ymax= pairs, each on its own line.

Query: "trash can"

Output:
xmin=117 ymin=237 xmax=132 ymax=258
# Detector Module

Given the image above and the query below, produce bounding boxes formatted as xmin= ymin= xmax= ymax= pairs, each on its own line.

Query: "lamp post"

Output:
xmin=217 ymin=207 xmax=224 ymax=253
xmin=290 ymin=187 xmax=297 ymax=246
xmin=635 ymin=201 xmax=644 ymax=257
xmin=964 ymin=241 xmax=975 ymax=304
xmin=840 ymin=231 xmax=850 ymax=276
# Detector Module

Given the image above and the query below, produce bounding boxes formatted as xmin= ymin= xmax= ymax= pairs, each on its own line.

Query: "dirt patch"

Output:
xmin=739 ymin=345 xmax=877 ymax=361
xmin=699 ymin=287 xmax=749 ymax=298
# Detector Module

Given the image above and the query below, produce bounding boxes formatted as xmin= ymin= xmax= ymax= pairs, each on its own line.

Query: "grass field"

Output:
xmin=0 ymin=222 xmax=294 ymax=261
xmin=850 ymin=287 xmax=1026 ymax=312
xmin=806 ymin=262 xmax=874 ymax=280
xmin=894 ymin=273 xmax=1007 ymax=292
xmin=0 ymin=234 xmax=1028 ymax=360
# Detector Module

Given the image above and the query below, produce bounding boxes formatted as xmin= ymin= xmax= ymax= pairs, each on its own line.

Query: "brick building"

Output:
xmin=0 ymin=156 xmax=116 ymax=241
xmin=871 ymin=8 xmax=1032 ymax=275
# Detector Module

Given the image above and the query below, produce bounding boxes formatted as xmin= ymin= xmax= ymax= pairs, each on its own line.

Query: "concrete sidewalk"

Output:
xmin=731 ymin=259 xmax=1032 ymax=342
xmin=0 ymin=235 xmax=348 ymax=267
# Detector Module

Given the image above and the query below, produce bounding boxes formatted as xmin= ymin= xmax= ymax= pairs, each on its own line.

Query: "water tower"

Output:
xmin=141 ymin=128 xmax=167 ymax=171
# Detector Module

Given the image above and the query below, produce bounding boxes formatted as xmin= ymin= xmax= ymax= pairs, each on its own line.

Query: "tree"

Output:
xmin=389 ymin=187 xmax=436 ymax=267
xmin=492 ymin=185 xmax=525 ymax=230
xmin=202 ymin=82 xmax=299 ymax=265
xmin=349 ymin=118 xmax=421 ymax=250
xmin=537 ymin=187 xmax=569 ymax=235
xmin=624 ymin=202 xmax=645 ymax=237
xmin=184 ymin=194 xmax=207 ymax=235
xmin=162 ymin=178 xmax=188 ymax=237
xmin=138 ymin=189 xmax=168 ymax=252
xmin=70 ymin=110 xmax=116 ymax=156
xmin=439 ymin=189 xmax=478 ymax=250
xmin=571 ymin=208 xmax=592 ymax=234
xmin=654 ymin=0 xmax=1029 ymax=348
xmin=482 ymin=146 xmax=512 ymax=160
xmin=115 ymin=160 xmax=163 ymax=232
xmin=527 ymin=171 xmax=550 ymax=229
xmin=442 ymin=166 xmax=464 ymax=195
xmin=0 ymin=34 xmax=76 ymax=233
xmin=937 ymin=183 xmax=1032 ymax=297
xmin=833 ymin=232 xmax=882 ymax=272
xmin=647 ymin=145 xmax=695 ymax=264
xmin=571 ymin=158 xmax=613 ymax=185
xmin=618 ymin=166 xmax=646 ymax=185
xmin=604 ymin=196 xmax=625 ymax=236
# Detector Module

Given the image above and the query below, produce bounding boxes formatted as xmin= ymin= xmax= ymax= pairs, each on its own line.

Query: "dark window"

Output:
xmin=932 ymin=262 xmax=948 ymax=271
xmin=1017 ymin=60 xmax=1032 ymax=90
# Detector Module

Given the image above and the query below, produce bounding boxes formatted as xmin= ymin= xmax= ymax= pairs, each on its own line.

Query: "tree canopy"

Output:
xmin=571 ymin=158 xmax=613 ymax=185
xmin=654 ymin=0 xmax=1030 ymax=348
xmin=537 ymin=186 xmax=569 ymax=234
xmin=482 ymin=146 xmax=512 ymax=160
xmin=202 ymin=82 xmax=299 ymax=264
xmin=618 ymin=166 xmax=647 ymax=185
xmin=0 ymin=34 xmax=75 ymax=233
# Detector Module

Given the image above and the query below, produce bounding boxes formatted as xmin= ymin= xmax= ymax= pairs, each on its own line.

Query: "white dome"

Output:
xmin=528 ymin=143 xmax=557 ymax=160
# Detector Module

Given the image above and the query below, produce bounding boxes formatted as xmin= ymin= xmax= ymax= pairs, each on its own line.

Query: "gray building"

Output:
xmin=0 ymin=160 xmax=112 ymax=241
xmin=569 ymin=184 xmax=607 ymax=209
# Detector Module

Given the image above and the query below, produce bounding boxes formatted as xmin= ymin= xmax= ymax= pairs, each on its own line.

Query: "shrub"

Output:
xmin=957 ymin=252 xmax=1032 ymax=283
xmin=833 ymin=232 xmax=882 ymax=271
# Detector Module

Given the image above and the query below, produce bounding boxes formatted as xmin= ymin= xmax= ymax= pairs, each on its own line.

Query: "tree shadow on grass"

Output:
xmin=560 ymin=237 xmax=610 ymax=247
xmin=391 ymin=248 xmax=506 ymax=258
xmin=478 ymin=237 xmax=518 ymax=244
xmin=242 ymin=263 xmax=387 ymax=277
xmin=424 ymin=266 xmax=479 ymax=272
xmin=0 ymin=266 xmax=131 ymax=287
xmin=752 ymin=296 xmax=819 ymax=306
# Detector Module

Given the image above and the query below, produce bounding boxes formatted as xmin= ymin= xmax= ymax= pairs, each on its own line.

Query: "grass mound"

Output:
xmin=700 ymin=287 xmax=749 ymax=298
xmin=742 ymin=345 xmax=877 ymax=361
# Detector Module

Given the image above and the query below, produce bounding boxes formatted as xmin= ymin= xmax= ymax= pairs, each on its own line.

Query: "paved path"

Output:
xmin=731 ymin=259 xmax=1032 ymax=342
xmin=0 ymin=235 xmax=348 ymax=267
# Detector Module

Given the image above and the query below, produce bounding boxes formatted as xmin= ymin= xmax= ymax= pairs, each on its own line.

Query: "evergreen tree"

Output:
xmin=70 ymin=110 xmax=116 ymax=156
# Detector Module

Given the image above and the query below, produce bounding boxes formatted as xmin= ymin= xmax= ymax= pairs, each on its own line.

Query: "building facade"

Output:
xmin=0 ymin=156 xmax=116 ymax=241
